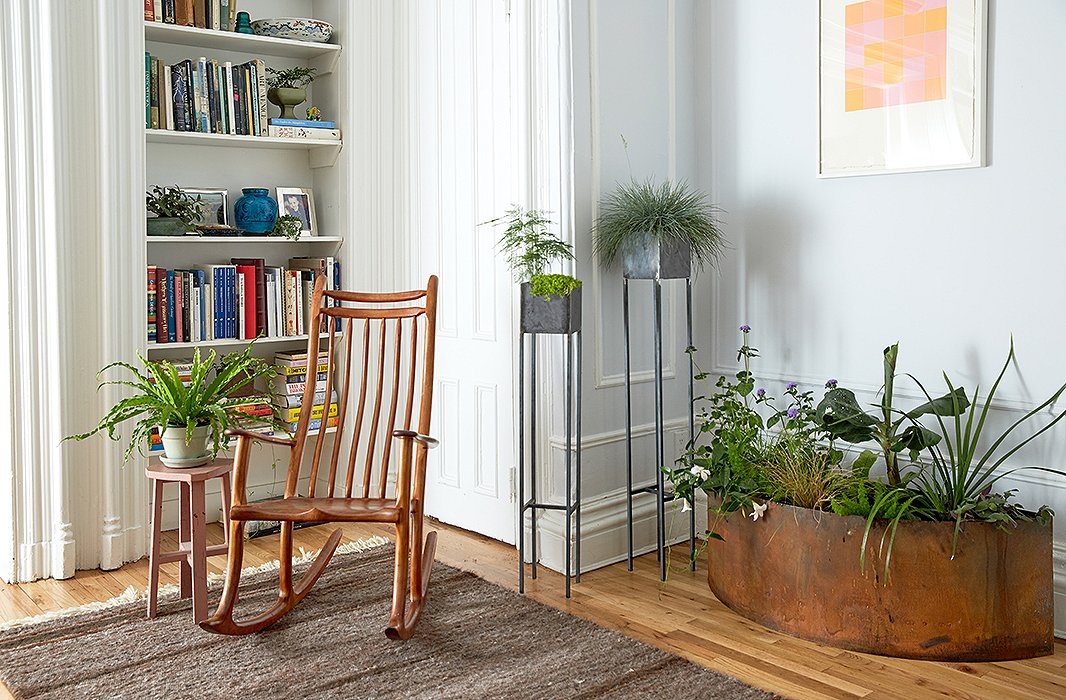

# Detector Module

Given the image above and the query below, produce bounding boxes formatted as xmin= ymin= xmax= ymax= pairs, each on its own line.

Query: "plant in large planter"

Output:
xmin=146 ymin=185 xmax=204 ymax=237
xmin=266 ymin=66 xmax=317 ymax=120
xmin=592 ymin=179 xmax=725 ymax=279
xmin=64 ymin=345 xmax=278 ymax=467
xmin=667 ymin=328 xmax=1065 ymax=661
xmin=488 ymin=206 xmax=581 ymax=334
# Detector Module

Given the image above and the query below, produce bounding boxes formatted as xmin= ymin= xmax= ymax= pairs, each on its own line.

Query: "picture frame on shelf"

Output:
xmin=276 ymin=187 xmax=317 ymax=236
xmin=180 ymin=187 xmax=229 ymax=226
xmin=818 ymin=0 xmax=986 ymax=177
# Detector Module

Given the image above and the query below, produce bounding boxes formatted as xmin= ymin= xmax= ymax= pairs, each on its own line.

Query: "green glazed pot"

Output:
xmin=267 ymin=87 xmax=307 ymax=120
xmin=146 ymin=217 xmax=190 ymax=237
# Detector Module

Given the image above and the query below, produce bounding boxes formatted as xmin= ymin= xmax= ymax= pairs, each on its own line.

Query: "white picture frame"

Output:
xmin=818 ymin=0 xmax=986 ymax=177
xmin=180 ymin=187 xmax=229 ymax=227
xmin=276 ymin=187 xmax=317 ymax=237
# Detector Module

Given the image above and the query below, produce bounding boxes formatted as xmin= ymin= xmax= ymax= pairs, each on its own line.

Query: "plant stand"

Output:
xmin=623 ymin=269 xmax=696 ymax=582
xmin=517 ymin=288 xmax=582 ymax=598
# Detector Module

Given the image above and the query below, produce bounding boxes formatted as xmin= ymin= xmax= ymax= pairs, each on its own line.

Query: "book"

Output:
xmin=144 ymin=53 xmax=151 ymax=129
xmin=220 ymin=0 xmax=230 ymax=31
xmin=163 ymin=66 xmax=173 ymax=130
xmin=264 ymin=270 xmax=277 ymax=338
xmin=147 ymin=266 xmax=158 ymax=343
xmin=191 ymin=0 xmax=204 ymax=28
xmin=276 ymin=359 xmax=331 ymax=373
xmin=144 ymin=0 xmax=155 ymax=20
xmin=268 ymin=118 xmax=337 ymax=129
xmin=176 ymin=0 xmax=193 ymax=27
xmin=154 ymin=0 xmax=162 ymax=22
xmin=170 ymin=64 xmax=187 ymax=131
xmin=223 ymin=61 xmax=235 ymax=135
xmin=267 ymin=125 xmax=342 ymax=141
xmin=235 ymin=268 xmax=246 ymax=339
xmin=235 ymin=264 xmax=257 ymax=339
xmin=287 ymin=416 xmax=339 ymax=434
xmin=276 ymin=370 xmax=329 ymax=385
xmin=212 ymin=0 xmax=221 ymax=31
xmin=248 ymin=62 xmax=260 ymax=136
xmin=272 ymin=390 xmax=336 ymax=408
xmin=271 ymin=378 xmax=314 ymax=396
xmin=227 ymin=0 xmax=238 ymax=32
xmin=165 ymin=270 xmax=177 ymax=342
xmin=254 ymin=58 xmax=269 ymax=137
xmin=173 ymin=269 xmax=184 ymax=342
xmin=163 ymin=0 xmax=175 ymax=24
xmin=232 ymin=257 xmax=266 ymax=337
xmin=154 ymin=267 xmax=168 ymax=343
xmin=275 ymin=402 xmax=339 ymax=423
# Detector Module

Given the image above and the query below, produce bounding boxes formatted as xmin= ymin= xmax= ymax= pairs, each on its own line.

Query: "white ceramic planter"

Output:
xmin=160 ymin=424 xmax=211 ymax=467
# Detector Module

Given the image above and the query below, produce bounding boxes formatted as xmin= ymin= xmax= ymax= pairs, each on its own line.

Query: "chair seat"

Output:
xmin=230 ymin=497 xmax=403 ymax=524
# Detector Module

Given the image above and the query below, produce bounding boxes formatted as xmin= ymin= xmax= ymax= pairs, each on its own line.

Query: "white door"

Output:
xmin=408 ymin=0 xmax=519 ymax=543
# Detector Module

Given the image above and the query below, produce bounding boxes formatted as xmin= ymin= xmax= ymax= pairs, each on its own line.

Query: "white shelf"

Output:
xmin=146 ymin=333 xmax=328 ymax=353
xmin=147 ymin=236 xmax=343 ymax=244
xmin=144 ymin=21 xmax=341 ymax=74
xmin=146 ymin=129 xmax=342 ymax=167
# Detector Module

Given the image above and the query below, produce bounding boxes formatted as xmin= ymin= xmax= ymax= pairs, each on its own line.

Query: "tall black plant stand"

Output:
xmin=518 ymin=285 xmax=582 ymax=598
xmin=621 ymin=235 xmax=696 ymax=581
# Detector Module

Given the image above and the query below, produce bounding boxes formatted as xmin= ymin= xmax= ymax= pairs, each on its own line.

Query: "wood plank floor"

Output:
xmin=2 ymin=520 xmax=1065 ymax=699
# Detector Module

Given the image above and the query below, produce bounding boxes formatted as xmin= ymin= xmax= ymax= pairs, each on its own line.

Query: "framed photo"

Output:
xmin=818 ymin=0 xmax=986 ymax=177
xmin=276 ymin=187 xmax=317 ymax=237
xmin=180 ymin=187 xmax=229 ymax=227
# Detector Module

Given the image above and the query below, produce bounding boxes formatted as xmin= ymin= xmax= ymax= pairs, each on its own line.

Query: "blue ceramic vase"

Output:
xmin=233 ymin=188 xmax=278 ymax=234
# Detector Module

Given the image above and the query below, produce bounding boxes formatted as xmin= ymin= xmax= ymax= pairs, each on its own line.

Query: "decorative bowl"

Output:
xmin=251 ymin=17 xmax=334 ymax=43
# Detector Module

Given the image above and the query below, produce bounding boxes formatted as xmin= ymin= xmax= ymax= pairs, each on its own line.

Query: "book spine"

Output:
xmin=286 ymin=271 xmax=297 ymax=336
xmin=232 ymin=64 xmax=244 ymax=135
xmin=228 ymin=0 xmax=237 ymax=32
xmin=276 ymin=361 xmax=330 ymax=374
xmin=163 ymin=0 xmax=175 ymax=24
xmin=185 ymin=271 xmax=193 ymax=340
xmin=144 ymin=53 xmax=151 ymax=129
xmin=174 ymin=269 xmax=184 ymax=343
xmin=220 ymin=0 xmax=229 ymax=31
xmin=170 ymin=65 xmax=187 ymax=131
xmin=197 ymin=270 xmax=206 ymax=341
xmin=147 ymin=266 xmax=157 ymax=343
xmin=166 ymin=271 xmax=176 ymax=342
xmin=182 ymin=60 xmax=195 ymax=132
xmin=212 ymin=0 xmax=221 ymax=30
xmin=153 ymin=0 xmax=162 ymax=22
xmin=267 ymin=125 xmax=341 ymax=140
xmin=175 ymin=0 xmax=191 ymax=26
xmin=268 ymin=118 xmax=337 ymax=129
xmin=223 ymin=62 xmax=234 ymax=134
xmin=149 ymin=57 xmax=159 ymax=129
xmin=205 ymin=59 xmax=217 ymax=133
xmin=163 ymin=66 xmax=173 ymax=130
xmin=265 ymin=273 xmax=276 ymax=338
xmin=198 ymin=57 xmax=210 ymax=133
xmin=144 ymin=0 xmax=154 ymax=20
xmin=191 ymin=0 xmax=204 ymax=28
xmin=248 ymin=62 xmax=260 ymax=137
xmin=243 ymin=64 xmax=254 ymax=136
xmin=277 ymin=403 xmax=338 ymax=423
xmin=255 ymin=58 xmax=269 ymax=137
xmin=276 ymin=370 xmax=329 ymax=384
xmin=155 ymin=267 xmax=168 ymax=343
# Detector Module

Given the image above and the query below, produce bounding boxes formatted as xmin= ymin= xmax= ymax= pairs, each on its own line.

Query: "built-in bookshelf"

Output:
xmin=142 ymin=0 xmax=348 ymax=484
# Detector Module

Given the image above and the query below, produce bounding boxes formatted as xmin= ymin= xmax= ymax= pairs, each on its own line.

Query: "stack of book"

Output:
xmin=147 ymin=257 xmax=340 ymax=344
xmin=144 ymin=0 xmax=239 ymax=32
xmin=145 ymin=51 xmax=268 ymax=136
xmin=229 ymin=396 xmax=275 ymax=436
xmin=268 ymin=118 xmax=341 ymax=142
xmin=271 ymin=350 xmax=339 ymax=434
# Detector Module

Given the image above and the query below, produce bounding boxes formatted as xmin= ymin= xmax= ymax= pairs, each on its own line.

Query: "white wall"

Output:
xmin=697 ymin=0 xmax=1066 ymax=634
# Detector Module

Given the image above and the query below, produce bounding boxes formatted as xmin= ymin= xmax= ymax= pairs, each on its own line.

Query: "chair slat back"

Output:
xmin=285 ymin=276 xmax=438 ymax=502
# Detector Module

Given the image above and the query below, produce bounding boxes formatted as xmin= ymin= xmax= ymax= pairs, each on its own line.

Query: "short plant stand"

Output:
xmin=621 ymin=237 xmax=696 ymax=581
xmin=517 ymin=286 xmax=582 ymax=598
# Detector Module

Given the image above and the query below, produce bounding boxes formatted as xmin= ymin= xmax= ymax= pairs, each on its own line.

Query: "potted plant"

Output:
xmin=667 ymin=328 xmax=1063 ymax=661
xmin=488 ymin=207 xmax=581 ymax=334
xmin=592 ymin=179 xmax=725 ymax=279
xmin=64 ymin=345 xmax=278 ymax=467
xmin=146 ymin=185 xmax=205 ymax=237
xmin=266 ymin=66 xmax=317 ymax=120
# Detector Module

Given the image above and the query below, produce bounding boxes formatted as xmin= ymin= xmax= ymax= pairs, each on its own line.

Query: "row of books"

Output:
xmin=144 ymin=0 xmax=238 ymax=31
xmin=145 ymin=52 xmax=268 ymax=136
xmin=147 ymin=257 xmax=341 ymax=344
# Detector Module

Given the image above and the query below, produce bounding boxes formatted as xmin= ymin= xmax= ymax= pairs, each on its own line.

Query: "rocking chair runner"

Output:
xmin=200 ymin=275 xmax=439 ymax=640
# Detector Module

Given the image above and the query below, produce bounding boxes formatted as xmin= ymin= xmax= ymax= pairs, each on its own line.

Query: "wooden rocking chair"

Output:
xmin=200 ymin=275 xmax=439 ymax=640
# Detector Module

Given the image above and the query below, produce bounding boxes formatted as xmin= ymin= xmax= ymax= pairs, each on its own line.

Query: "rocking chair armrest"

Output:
xmin=392 ymin=430 xmax=439 ymax=449
xmin=224 ymin=427 xmax=296 ymax=448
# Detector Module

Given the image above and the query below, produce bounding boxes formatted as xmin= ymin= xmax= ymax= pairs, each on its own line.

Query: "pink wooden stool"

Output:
xmin=145 ymin=459 xmax=233 ymax=623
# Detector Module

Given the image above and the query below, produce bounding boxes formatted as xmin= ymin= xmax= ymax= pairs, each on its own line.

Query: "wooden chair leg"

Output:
xmin=220 ymin=472 xmax=232 ymax=545
xmin=146 ymin=479 xmax=164 ymax=619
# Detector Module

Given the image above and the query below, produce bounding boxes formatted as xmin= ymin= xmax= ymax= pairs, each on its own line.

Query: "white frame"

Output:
xmin=276 ymin=186 xmax=317 ymax=236
xmin=179 ymin=186 xmax=229 ymax=227
xmin=818 ymin=0 xmax=987 ymax=177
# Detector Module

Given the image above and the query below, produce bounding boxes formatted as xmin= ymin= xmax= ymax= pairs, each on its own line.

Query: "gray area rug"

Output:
xmin=0 ymin=538 xmax=775 ymax=699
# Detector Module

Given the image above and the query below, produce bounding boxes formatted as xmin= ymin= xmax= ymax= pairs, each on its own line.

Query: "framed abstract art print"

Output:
xmin=819 ymin=0 xmax=986 ymax=177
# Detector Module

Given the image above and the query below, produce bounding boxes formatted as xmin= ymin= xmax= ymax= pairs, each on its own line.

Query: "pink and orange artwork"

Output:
xmin=844 ymin=0 xmax=947 ymax=112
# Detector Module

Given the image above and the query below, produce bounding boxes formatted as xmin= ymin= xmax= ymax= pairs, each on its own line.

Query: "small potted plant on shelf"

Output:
xmin=64 ymin=344 xmax=278 ymax=468
xmin=592 ymin=179 xmax=725 ymax=279
xmin=146 ymin=185 xmax=205 ymax=237
xmin=272 ymin=214 xmax=303 ymax=240
xmin=667 ymin=328 xmax=1064 ymax=662
xmin=488 ymin=206 xmax=581 ymax=334
xmin=266 ymin=66 xmax=317 ymax=120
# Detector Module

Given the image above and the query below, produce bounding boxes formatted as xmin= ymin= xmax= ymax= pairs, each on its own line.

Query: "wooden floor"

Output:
xmin=2 ymin=520 xmax=1065 ymax=699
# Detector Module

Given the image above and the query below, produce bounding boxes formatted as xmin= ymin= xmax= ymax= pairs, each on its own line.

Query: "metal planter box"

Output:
xmin=705 ymin=498 xmax=1054 ymax=661
xmin=621 ymin=233 xmax=691 ymax=280
xmin=520 ymin=283 xmax=581 ymax=334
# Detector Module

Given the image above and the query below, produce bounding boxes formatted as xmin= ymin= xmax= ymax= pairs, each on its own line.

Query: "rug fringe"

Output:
xmin=0 ymin=535 xmax=390 ymax=632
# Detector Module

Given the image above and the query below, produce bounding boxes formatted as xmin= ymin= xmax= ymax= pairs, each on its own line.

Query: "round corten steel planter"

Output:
xmin=706 ymin=498 xmax=1054 ymax=661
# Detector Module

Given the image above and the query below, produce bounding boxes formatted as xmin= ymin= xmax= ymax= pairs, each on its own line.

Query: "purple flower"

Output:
xmin=787 ymin=407 xmax=799 ymax=418
xmin=756 ymin=387 xmax=766 ymax=398
xmin=786 ymin=382 xmax=798 ymax=391
xmin=825 ymin=379 xmax=838 ymax=388
xmin=739 ymin=324 xmax=751 ymax=333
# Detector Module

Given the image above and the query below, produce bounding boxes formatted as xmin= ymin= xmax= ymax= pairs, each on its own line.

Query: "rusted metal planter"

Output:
xmin=706 ymin=498 xmax=1054 ymax=661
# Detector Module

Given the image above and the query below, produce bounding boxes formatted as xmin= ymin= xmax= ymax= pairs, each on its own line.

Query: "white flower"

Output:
xmin=681 ymin=500 xmax=692 ymax=512
xmin=749 ymin=501 xmax=768 ymax=521
xmin=690 ymin=466 xmax=711 ymax=481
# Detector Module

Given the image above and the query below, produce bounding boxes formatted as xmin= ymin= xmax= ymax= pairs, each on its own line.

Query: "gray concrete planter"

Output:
xmin=621 ymin=233 xmax=691 ymax=280
xmin=520 ymin=283 xmax=581 ymax=334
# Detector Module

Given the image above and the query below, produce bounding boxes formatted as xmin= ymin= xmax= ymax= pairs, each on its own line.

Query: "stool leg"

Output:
xmin=179 ymin=482 xmax=191 ymax=599
xmin=190 ymin=480 xmax=209 ymax=623
xmin=220 ymin=472 xmax=232 ymax=545
xmin=147 ymin=479 xmax=164 ymax=619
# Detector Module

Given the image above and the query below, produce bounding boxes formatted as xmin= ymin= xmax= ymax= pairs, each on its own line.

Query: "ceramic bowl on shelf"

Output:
xmin=251 ymin=17 xmax=334 ymax=43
